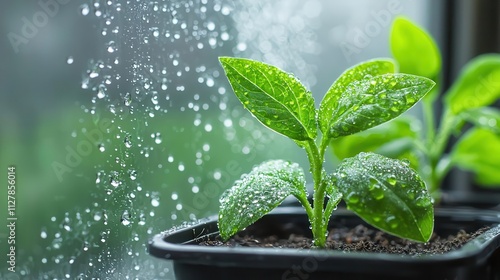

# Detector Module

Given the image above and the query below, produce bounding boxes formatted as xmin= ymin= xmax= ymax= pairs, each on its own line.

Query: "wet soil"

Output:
xmin=200 ymin=224 xmax=489 ymax=255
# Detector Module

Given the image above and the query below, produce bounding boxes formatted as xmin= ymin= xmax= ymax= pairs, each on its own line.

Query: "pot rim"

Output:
xmin=149 ymin=207 xmax=500 ymax=269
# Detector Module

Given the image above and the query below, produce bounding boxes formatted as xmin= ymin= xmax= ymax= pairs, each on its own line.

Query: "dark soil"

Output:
xmin=200 ymin=225 xmax=489 ymax=255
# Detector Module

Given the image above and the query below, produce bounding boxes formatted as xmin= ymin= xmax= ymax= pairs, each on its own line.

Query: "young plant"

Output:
xmin=330 ymin=17 xmax=500 ymax=199
xmin=217 ymin=57 xmax=436 ymax=247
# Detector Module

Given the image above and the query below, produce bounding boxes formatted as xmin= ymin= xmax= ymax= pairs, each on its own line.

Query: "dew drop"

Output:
xmin=416 ymin=196 xmax=431 ymax=207
xmin=347 ymin=193 xmax=360 ymax=204
xmin=370 ymin=185 xmax=384 ymax=200
xmin=368 ymin=178 xmax=377 ymax=191
xmin=387 ymin=175 xmax=397 ymax=186
xmin=386 ymin=216 xmax=398 ymax=229
xmin=408 ymin=192 xmax=415 ymax=200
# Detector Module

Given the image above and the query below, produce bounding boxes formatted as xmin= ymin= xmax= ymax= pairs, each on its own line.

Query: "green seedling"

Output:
xmin=217 ymin=57 xmax=435 ymax=247
xmin=331 ymin=17 xmax=500 ymax=199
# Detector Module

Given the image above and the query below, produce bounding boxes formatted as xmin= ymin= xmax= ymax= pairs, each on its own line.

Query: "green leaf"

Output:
xmin=324 ymin=74 xmax=434 ymax=139
xmin=318 ymin=59 xmax=395 ymax=136
xmin=336 ymin=152 xmax=434 ymax=242
xmin=445 ymin=54 xmax=500 ymax=115
xmin=461 ymin=107 xmax=500 ymax=134
xmin=219 ymin=57 xmax=317 ymax=141
xmin=218 ymin=160 xmax=307 ymax=240
xmin=452 ymin=128 xmax=500 ymax=187
xmin=330 ymin=117 xmax=419 ymax=160
xmin=390 ymin=17 xmax=441 ymax=80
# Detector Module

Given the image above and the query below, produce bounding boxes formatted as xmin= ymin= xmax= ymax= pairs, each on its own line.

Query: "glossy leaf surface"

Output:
xmin=336 ymin=152 xmax=434 ymax=242
xmin=220 ymin=57 xmax=317 ymax=141
xmin=218 ymin=160 xmax=307 ymax=240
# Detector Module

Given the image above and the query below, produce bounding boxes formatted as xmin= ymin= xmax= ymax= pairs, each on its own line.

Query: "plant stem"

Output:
xmin=427 ymin=109 xmax=456 ymax=195
xmin=423 ymin=97 xmax=436 ymax=149
xmin=420 ymin=78 xmax=459 ymax=197
xmin=304 ymin=137 xmax=331 ymax=247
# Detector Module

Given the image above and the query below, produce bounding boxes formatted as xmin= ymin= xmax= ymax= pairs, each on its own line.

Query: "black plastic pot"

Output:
xmin=149 ymin=207 xmax=500 ymax=280
xmin=441 ymin=191 xmax=500 ymax=210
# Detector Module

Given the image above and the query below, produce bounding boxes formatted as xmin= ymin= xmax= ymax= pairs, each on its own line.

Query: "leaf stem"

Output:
xmin=294 ymin=193 xmax=314 ymax=220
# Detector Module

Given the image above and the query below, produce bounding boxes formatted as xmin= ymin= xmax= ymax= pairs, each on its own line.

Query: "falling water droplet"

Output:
xmin=151 ymin=27 xmax=160 ymax=38
xmin=171 ymin=192 xmax=178 ymax=200
xmin=151 ymin=198 xmax=160 ymax=207
xmin=124 ymin=92 xmax=132 ymax=106
xmin=121 ymin=210 xmax=131 ymax=226
xmin=110 ymin=172 xmax=121 ymax=188
xmin=154 ymin=133 xmax=162 ymax=144
xmin=106 ymin=41 xmax=116 ymax=53
xmin=96 ymin=172 xmax=102 ymax=184
xmin=67 ymin=56 xmax=74 ymax=64
xmin=80 ymin=4 xmax=90 ymax=16
xmin=124 ymin=135 xmax=132 ymax=148
xmin=129 ymin=169 xmax=137 ymax=180
xmin=93 ymin=212 xmax=102 ymax=221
